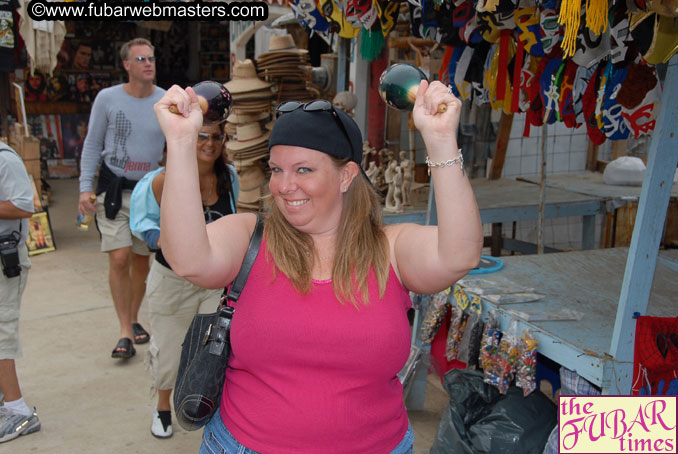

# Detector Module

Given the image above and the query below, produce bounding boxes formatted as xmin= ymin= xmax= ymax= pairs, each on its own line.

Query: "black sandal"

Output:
xmin=132 ymin=323 xmax=150 ymax=344
xmin=111 ymin=337 xmax=136 ymax=359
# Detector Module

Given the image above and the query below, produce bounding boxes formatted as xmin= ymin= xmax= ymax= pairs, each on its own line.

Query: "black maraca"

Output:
xmin=378 ymin=63 xmax=448 ymax=113
xmin=169 ymin=80 xmax=233 ymax=125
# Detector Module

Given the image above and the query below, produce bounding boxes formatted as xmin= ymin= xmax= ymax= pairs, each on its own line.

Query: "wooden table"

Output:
xmin=405 ymin=247 xmax=677 ymax=410
xmin=519 ymin=172 xmax=678 ymax=247
xmin=474 ymin=247 xmax=676 ymax=393
xmin=518 ymin=172 xmax=678 ymax=203
xmin=385 ymin=178 xmax=607 ymax=254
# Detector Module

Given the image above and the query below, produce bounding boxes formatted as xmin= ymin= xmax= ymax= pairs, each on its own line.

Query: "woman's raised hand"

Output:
xmin=412 ymin=80 xmax=462 ymax=150
xmin=153 ymin=85 xmax=203 ymax=143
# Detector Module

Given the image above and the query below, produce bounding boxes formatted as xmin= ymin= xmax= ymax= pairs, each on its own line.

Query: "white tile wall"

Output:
xmin=489 ymin=113 xmax=604 ymax=252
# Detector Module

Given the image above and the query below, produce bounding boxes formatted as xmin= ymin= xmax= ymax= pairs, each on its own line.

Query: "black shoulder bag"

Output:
xmin=174 ymin=214 xmax=264 ymax=431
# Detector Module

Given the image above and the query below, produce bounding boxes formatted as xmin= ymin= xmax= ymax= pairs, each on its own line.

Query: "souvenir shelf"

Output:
xmin=199 ymin=23 xmax=230 ymax=82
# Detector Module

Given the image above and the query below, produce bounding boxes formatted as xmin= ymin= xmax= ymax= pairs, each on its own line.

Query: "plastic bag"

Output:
xmin=483 ymin=320 xmax=520 ymax=394
xmin=515 ymin=330 xmax=539 ymax=397
xmin=603 ymin=156 xmax=645 ymax=186
xmin=445 ymin=305 xmax=469 ymax=361
xmin=420 ymin=291 xmax=450 ymax=344
xmin=430 ymin=369 xmax=557 ymax=454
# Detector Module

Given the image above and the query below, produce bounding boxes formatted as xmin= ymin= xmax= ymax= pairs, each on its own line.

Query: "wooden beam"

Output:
xmin=388 ymin=37 xmax=438 ymax=50
xmin=586 ymin=140 xmax=598 ymax=171
xmin=488 ymin=112 xmax=513 ymax=180
xmin=611 ymin=139 xmax=628 ymax=160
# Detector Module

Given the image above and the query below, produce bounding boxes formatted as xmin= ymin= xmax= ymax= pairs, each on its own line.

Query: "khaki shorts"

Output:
xmin=96 ymin=190 xmax=149 ymax=255
xmin=145 ymin=260 xmax=221 ymax=390
xmin=0 ymin=244 xmax=30 ymax=360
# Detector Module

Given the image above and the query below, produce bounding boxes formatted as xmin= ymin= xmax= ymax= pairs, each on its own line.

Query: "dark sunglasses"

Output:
xmin=275 ymin=100 xmax=357 ymax=162
xmin=197 ymin=132 xmax=225 ymax=142
xmin=133 ymin=56 xmax=156 ymax=63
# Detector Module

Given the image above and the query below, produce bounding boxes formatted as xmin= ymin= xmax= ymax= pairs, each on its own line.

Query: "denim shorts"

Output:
xmin=199 ymin=410 xmax=414 ymax=454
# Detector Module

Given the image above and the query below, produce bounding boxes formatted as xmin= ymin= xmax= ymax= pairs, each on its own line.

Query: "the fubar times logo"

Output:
xmin=559 ymin=396 xmax=677 ymax=453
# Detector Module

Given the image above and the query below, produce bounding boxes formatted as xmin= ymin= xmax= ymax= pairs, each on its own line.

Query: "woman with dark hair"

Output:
xmin=25 ymin=72 xmax=47 ymax=101
xmin=129 ymin=120 xmax=238 ymax=439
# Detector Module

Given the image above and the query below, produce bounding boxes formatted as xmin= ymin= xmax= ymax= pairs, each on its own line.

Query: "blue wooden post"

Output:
xmin=607 ymin=56 xmax=678 ymax=394
xmin=405 ymin=185 xmax=437 ymax=411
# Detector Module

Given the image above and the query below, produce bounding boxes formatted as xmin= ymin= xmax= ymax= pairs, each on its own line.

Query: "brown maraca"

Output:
xmin=378 ymin=63 xmax=448 ymax=113
xmin=168 ymin=80 xmax=233 ymax=125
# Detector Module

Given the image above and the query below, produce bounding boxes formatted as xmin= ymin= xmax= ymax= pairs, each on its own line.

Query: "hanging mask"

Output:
xmin=572 ymin=65 xmax=595 ymax=126
xmin=446 ymin=46 xmax=466 ymax=97
xmin=318 ymin=0 xmax=361 ymax=37
xmin=344 ymin=0 xmax=378 ymax=28
xmin=539 ymin=57 xmax=563 ymax=124
xmin=525 ymin=56 xmax=548 ymax=127
xmin=572 ymin=25 xmax=611 ymax=68
xmin=630 ymin=12 xmax=678 ymax=65
xmin=291 ymin=0 xmax=330 ymax=31
xmin=582 ymin=62 xmax=607 ymax=146
xmin=618 ymin=62 xmax=662 ymax=138
xmin=477 ymin=10 xmax=515 ymax=43
xmin=462 ymin=13 xmax=485 ymax=44
xmin=455 ymin=46 xmax=475 ymax=100
xmin=609 ymin=6 xmax=631 ymax=65
xmin=558 ymin=59 xmax=579 ymax=128
xmin=539 ymin=8 xmax=562 ymax=55
xmin=374 ymin=0 xmax=400 ymax=37
xmin=602 ymin=67 xmax=630 ymax=140
xmin=515 ymin=6 xmax=546 ymax=57
xmin=519 ymin=53 xmax=539 ymax=113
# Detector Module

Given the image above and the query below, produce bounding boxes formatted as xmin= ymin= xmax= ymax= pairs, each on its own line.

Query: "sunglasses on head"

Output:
xmin=275 ymin=100 xmax=356 ymax=162
xmin=133 ymin=56 xmax=156 ymax=63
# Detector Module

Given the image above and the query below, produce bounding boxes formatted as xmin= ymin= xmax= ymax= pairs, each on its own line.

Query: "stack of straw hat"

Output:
xmin=226 ymin=121 xmax=271 ymax=212
xmin=224 ymin=59 xmax=274 ymax=212
xmin=224 ymin=59 xmax=274 ymax=118
xmin=256 ymin=34 xmax=315 ymax=105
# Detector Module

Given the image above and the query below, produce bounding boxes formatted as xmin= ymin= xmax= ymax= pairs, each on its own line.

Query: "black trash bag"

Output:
xmin=430 ymin=369 xmax=557 ymax=454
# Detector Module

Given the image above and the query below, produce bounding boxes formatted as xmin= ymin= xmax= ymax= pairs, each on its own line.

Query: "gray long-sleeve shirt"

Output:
xmin=79 ymin=84 xmax=166 ymax=193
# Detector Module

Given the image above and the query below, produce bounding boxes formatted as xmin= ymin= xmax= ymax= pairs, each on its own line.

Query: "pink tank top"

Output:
xmin=220 ymin=237 xmax=412 ymax=454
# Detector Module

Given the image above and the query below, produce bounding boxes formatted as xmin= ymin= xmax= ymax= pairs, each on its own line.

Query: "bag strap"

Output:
xmin=221 ymin=214 xmax=264 ymax=305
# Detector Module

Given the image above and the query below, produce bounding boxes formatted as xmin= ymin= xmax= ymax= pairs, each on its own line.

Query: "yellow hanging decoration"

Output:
xmin=585 ymin=0 xmax=608 ymax=36
xmin=558 ymin=0 xmax=582 ymax=58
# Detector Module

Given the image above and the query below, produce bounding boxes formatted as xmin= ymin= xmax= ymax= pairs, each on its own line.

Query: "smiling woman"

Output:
xmin=129 ymin=120 xmax=238 ymax=439
xmin=154 ymin=79 xmax=483 ymax=453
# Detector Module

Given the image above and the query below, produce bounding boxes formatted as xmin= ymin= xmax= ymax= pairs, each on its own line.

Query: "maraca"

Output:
xmin=378 ymin=63 xmax=447 ymax=113
xmin=168 ymin=80 xmax=233 ymax=125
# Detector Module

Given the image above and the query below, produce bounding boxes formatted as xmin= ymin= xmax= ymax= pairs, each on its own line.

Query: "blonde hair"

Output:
xmin=265 ymin=159 xmax=390 ymax=306
xmin=120 ymin=38 xmax=154 ymax=62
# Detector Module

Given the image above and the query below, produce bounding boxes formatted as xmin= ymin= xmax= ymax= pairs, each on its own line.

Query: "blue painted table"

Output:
xmin=474 ymin=247 xmax=676 ymax=393
xmin=385 ymin=178 xmax=607 ymax=253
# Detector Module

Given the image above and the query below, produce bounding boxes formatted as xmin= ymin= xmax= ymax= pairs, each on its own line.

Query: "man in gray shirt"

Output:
xmin=0 ymin=142 xmax=40 ymax=443
xmin=78 ymin=38 xmax=165 ymax=360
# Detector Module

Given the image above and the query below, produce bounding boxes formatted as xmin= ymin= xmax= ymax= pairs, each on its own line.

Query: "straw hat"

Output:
xmin=224 ymin=59 xmax=272 ymax=94
xmin=226 ymin=122 xmax=271 ymax=152
xmin=237 ymin=165 xmax=267 ymax=205
xmin=265 ymin=34 xmax=308 ymax=54
xmin=227 ymin=111 xmax=270 ymax=125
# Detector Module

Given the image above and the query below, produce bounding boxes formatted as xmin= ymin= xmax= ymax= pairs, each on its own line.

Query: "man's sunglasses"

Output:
xmin=275 ymin=100 xmax=357 ymax=162
xmin=133 ymin=56 xmax=156 ymax=63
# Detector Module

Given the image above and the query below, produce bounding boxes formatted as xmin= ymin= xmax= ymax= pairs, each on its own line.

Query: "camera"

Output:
xmin=0 ymin=231 xmax=21 ymax=278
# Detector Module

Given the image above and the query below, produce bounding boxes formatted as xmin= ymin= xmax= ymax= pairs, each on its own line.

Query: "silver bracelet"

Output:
xmin=426 ymin=151 xmax=464 ymax=176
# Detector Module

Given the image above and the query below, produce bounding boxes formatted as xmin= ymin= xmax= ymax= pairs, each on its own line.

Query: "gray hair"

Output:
xmin=119 ymin=38 xmax=154 ymax=62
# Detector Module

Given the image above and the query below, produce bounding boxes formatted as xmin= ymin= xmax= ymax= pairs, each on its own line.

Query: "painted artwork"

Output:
xmin=60 ymin=113 xmax=88 ymax=161
xmin=27 ymin=211 xmax=56 ymax=256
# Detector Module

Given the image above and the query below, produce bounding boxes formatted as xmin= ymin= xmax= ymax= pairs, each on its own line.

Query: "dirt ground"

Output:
xmin=8 ymin=177 xmax=448 ymax=454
